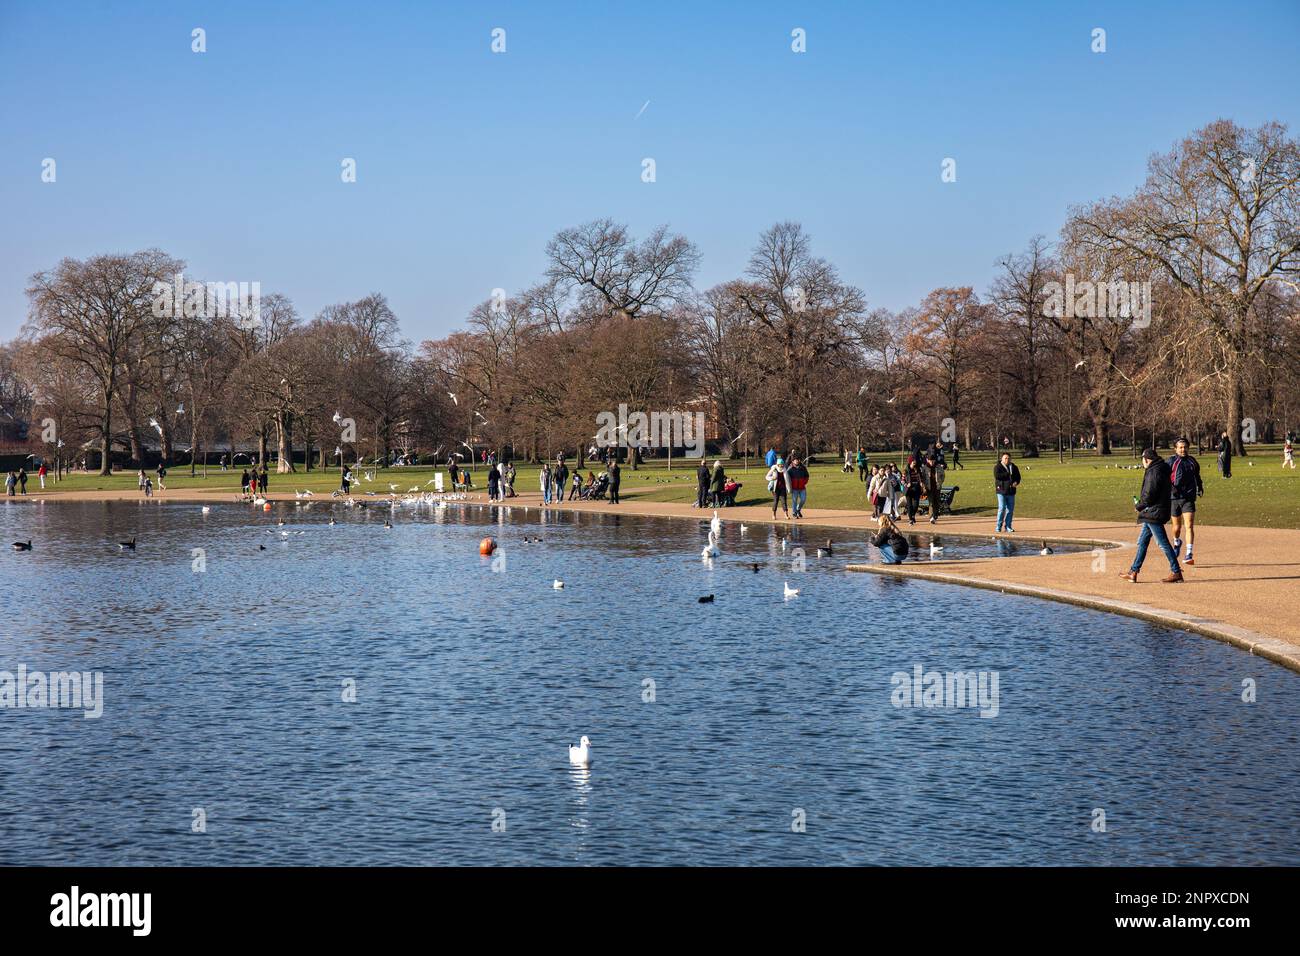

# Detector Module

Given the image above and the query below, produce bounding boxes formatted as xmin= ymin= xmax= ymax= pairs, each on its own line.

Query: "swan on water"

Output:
xmin=702 ymin=529 xmax=720 ymax=559
xmin=783 ymin=581 xmax=799 ymax=599
xmin=710 ymin=510 xmax=722 ymax=536
xmin=569 ymin=735 xmax=591 ymax=766
xmin=553 ymin=580 xmax=565 ymax=589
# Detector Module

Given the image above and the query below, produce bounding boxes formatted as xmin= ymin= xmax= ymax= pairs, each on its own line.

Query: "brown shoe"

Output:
xmin=1163 ymin=572 xmax=1184 ymax=583
xmin=1119 ymin=571 xmax=1138 ymax=583
xmin=1184 ymin=557 xmax=1195 ymax=566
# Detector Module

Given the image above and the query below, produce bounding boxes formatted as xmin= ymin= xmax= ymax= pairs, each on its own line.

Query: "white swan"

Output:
xmin=784 ymin=581 xmax=799 ymax=599
xmin=710 ymin=510 xmax=722 ymax=536
xmin=702 ymin=529 xmax=720 ymax=559
xmin=569 ymin=735 xmax=591 ymax=766
xmin=930 ymin=543 xmax=944 ymax=556
xmin=553 ymin=580 xmax=565 ymax=590
xmin=200 ymin=506 xmax=210 ymax=514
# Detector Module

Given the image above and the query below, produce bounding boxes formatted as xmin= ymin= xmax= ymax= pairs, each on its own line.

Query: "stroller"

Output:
xmin=582 ymin=473 xmax=611 ymax=501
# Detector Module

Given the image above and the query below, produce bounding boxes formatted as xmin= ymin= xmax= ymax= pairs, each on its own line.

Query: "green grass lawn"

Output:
xmin=25 ymin=446 xmax=1300 ymax=529
xmin=625 ymin=447 xmax=1300 ymax=529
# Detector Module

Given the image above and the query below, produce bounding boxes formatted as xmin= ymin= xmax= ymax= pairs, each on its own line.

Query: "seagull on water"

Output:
xmin=568 ymin=735 xmax=591 ymax=766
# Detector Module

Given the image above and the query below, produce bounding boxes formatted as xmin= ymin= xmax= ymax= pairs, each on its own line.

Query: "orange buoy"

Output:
xmin=263 ymin=502 xmax=272 ymax=511
xmin=479 ymin=536 xmax=496 ymax=556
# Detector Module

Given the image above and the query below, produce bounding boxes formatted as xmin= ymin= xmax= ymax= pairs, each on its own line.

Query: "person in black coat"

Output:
xmin=608 ymin=461 xmax=621 ymax=504
xmin=695 ymin=459 xmax=710 ymax=509
xmin=993 ymin=452 xmax=1021 ymax=532
xmin=1120 ymin=448 xmax=1182 ymax=583
xmin=1218 ymin=430 xmax=1233 ymax=478
xmin=871 ymin=514 xmax=910 ymax=564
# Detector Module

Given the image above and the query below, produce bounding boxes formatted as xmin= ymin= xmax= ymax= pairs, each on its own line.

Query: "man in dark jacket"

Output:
xmin=1218 ymin=430 xmax=1232 ymax=478
xmin=993 ymin=452 xmax=1021 ymax=532
xmin=695 ymin=459 xmax=710 ymax=509
xmin=1120 ymin=448 xmax=1183 ymax=583
xmin=608 ymin=461 xmax=621 ymax=505
xmin=1169 ymin=437 xmax=1204 ymax=566
xmin=871 ymin=514 xmax=910 ymax=564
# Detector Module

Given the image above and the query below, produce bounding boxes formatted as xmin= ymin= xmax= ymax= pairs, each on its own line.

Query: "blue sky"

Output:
xmin=2 ymin=0 xmax=1297 ymax=342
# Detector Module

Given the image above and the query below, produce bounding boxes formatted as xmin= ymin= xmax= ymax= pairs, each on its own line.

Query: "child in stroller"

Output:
xmin=582 ymin=471 xmax=610 ymax=500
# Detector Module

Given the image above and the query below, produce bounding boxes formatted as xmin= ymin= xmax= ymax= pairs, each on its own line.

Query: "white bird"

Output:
xmin=332 ymin=411 xmax=343 ymax=424
xmin=1074 ymin=359 xmax=1086 ymax=369
xmin=740 ymin=524 xmax=748 ymax=535
xmin=568 ymin=735 xmax=591 ymax=766
xmin=1040 ymin=543 xmax=1054 ymax=555
xmin=702 ymin=529 xmax=720 ymax=559
xmin=710 ymin=510 xmax=722 ymax=536
xmin=930 ymin=543 xmax=944 ymax=556
xmin=783 ymin=581 xmax=799 ymax=599
xmin=389 ymin=483 xmax=399 ymax=491
xmin=553 ymin=579 xmax=565 ymax=589
xmin=448 ymin=392 xmax=458 ymax=405
xmin=148 ymin=417 xmax=163 ymax=435
xmin=200 ymin=506 xmax=211 ymax=514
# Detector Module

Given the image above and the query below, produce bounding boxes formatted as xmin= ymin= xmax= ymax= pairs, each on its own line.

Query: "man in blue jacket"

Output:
xmin=1120 ymin=448 xmax=1183 ymax=584
xmin=1168 ymin=437 xmax=1204 ymax=566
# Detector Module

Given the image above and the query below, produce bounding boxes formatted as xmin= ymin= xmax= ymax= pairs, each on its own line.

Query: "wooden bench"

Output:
xmin=920 ymin=485 xmax=960 ymax=517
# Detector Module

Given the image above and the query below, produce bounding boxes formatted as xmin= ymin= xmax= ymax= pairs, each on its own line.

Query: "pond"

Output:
xmin=1 ymin=499 xmax=1296 ymax=865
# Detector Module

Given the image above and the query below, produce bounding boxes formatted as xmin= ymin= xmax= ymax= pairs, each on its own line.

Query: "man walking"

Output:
xmin=1169 ymin=437 xmax=1204 ymax=566
xmin=1218 ymin=430 xmax=1233 ymax=478
xmin=608 ymin=460 xmax=621 ymax=504
xmin=554 ymin=458 xmax=569 ymax=507
xmin=787 ymin=455 xmax=809 ymax=518
xmin=1120 ymin=448 xmax=1183 ymax=584
xmin=993 ymin=452 xmax=1020 ymax=533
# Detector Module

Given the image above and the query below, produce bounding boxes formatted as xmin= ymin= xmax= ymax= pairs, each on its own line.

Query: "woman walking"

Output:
xmin=766 ymin=456 xmax=790 ymax=519
xmin=904 ymin=458 xmax=923 ymax=525
xmin=540 ymin=462 xmax=552 ymax=505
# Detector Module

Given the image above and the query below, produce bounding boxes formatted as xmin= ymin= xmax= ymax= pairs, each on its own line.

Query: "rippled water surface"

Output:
xmin=1 ymin=498 xmax=1297 ymax=866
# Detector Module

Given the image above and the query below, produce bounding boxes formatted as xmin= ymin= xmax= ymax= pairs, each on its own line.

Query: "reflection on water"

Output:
xmin=0 ymin=499 xmax=1297 ymax=866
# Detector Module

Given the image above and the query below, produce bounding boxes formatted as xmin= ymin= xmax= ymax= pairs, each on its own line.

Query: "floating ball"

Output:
xmin=263 ymin=502 xmax=272 ymax=511
xmin=479 ymin=537 xmax=496 ymax=556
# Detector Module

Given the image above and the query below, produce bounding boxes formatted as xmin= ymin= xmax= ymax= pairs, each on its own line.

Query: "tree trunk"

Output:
xmin=1227 ymin=365 xmax=1247 ymax=456
xmin=276 ymin=412 xmax=294 ymax=473
xmin=99 ymin=384 xmax=114 ymax=475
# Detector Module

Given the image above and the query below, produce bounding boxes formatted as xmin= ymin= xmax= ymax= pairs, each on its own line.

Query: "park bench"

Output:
xmin=919 ymin=485 xmax=959 ymax=517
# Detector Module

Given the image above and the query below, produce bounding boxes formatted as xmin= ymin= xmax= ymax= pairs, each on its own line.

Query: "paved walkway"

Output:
xmin=20 ymin=483 xmax=1300 ymax=669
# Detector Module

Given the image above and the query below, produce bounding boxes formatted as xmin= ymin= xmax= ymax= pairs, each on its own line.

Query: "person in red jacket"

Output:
xmin=787 ymin=456 xmax=810 ymax=518
xmin=37 ymin=462 xmax=47 ymax=489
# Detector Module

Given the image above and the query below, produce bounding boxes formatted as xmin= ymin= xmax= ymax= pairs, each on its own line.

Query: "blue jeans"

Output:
xmin=1132 ymin=521 xmax=1181 ymax=574
xmin=996 ymin=493 xmax=1016 ymax=531
xmin=879 ymin=543 xmax=903 ymax=564
xmin=791 ymin=489 xmax=806 ymax=515
xmin=543 ymin=485 xmax=551 ymax=504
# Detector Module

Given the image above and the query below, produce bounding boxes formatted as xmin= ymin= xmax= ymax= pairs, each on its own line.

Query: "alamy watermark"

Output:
xmin=595 ymin=404 xmax=706 ymax=457
xmin=152 ymin=273 xmax=261 ymax=328
xmin=890 ymin=664 xmax=999 ymax=718
xmin=1041 ymin=274 xmax=1151 ymax=328
xmin=0 ymin=665 xmax=104 ymax=719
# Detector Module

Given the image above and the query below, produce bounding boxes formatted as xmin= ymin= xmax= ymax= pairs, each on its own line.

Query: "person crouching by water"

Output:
xmin=1120 ymin=447 xmax=1183 ymax=584
xmin=872 ymin=514 xmax=910 ymax=564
